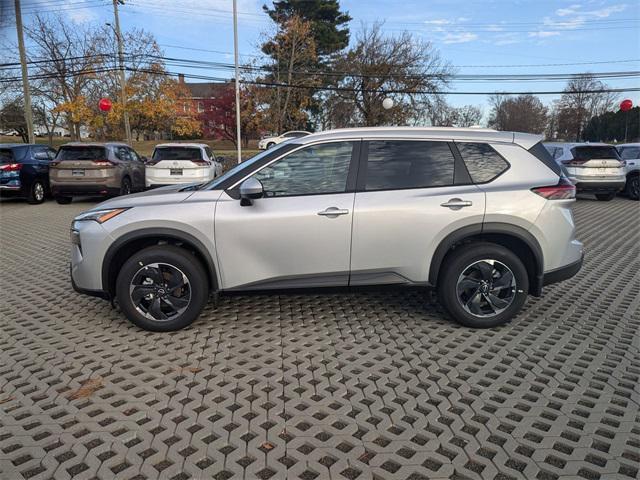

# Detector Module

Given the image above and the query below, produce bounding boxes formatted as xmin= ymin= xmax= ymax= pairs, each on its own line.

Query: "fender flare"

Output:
xmin=428 ymin=222 xmax=544 ymax=295
xmin=101 ymin=227 xmax=218 ymax=294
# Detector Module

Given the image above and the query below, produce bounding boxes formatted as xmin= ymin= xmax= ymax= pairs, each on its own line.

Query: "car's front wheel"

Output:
xmin=116 ymin=246 xmax=209 ymax=331
xmin=438 ymin=243 xmax=529 ymax=328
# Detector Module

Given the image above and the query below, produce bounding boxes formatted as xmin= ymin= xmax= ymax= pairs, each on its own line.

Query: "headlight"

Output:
xmin=74 ymin=208 xmax=128 ymax=224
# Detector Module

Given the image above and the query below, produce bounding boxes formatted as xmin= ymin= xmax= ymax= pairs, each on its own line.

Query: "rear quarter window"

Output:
xmin=457 ymin=143 xmax=510 ymax=183
xmin=527 ymin=142 xmax=562 ymax=176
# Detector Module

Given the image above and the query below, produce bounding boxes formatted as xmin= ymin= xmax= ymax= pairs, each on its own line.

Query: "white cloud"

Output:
xmin=424 ymin=19 xmax=452 ymax=25
xmin=492 ymin=33 xmax=521 ymax=45
xmin=442 ymin=32 xmax=478 ymax=44
xmin=556 ymin=3 xmax=627 ymax=18
xmin=529 ymin=30 xmax=561 ymax=38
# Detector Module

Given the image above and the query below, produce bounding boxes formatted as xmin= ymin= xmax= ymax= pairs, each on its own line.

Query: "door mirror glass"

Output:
xmin=239 ymin=177 xmax=264 ymax=206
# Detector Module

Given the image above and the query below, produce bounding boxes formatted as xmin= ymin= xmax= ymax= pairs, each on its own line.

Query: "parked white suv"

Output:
xmin=616 ymin=143 xmax=640 ymax=200
xmin=145 ymin=143 xmax=222 ymax=188
xmin=258 ymin=131 xmax=311 ymax=149
xmin=544 ymin=142 xmax=625 ymax=200
xmin=70 ymin=127 xmax=583 ymax=331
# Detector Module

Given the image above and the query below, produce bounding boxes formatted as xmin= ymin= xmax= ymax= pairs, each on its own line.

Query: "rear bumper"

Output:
xmin=543 ymin=254 xmax=583 ymax=287
xmin=51 ymin=184 xmax=118 ymax=196
xmin=575 ymin=181 xmax=625 ymax=193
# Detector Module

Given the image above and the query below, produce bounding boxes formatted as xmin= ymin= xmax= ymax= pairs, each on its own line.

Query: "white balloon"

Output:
xmin=382 ymin=98 xmax=394 ymax=110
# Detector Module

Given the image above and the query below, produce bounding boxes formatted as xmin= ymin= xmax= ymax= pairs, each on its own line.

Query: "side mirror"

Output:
xmin=141 ymin=156 xmax=150 ymax=163
xmin=217 ymin=156 xmax=226 ymax=164
xmin=239 ymin=177 xmax=263 ymax=206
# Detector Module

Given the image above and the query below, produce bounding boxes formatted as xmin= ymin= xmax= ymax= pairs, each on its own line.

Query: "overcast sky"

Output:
xmin=3 ymin=0 xmax=639 ymax=113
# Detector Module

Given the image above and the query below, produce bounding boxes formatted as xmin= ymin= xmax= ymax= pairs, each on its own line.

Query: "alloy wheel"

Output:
xmin=34 ymin=182 xmax=44 ymax=201
xmin=129 ymin=262 xmax=191 ymax=321
xmin=456 ymin=259 xmax=516 ymax=317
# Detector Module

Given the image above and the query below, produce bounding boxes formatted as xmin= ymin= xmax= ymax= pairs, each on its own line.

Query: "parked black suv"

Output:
xmin=0 ymin=144 xmax=57 ymax=204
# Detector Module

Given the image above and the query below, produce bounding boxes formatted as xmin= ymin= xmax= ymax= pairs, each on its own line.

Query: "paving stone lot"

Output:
xmin=0 ymin=197 xmax=639 ymax=480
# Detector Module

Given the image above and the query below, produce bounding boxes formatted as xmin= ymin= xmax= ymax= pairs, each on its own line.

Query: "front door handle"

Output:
xmin=317 ymin=207 xmax=349 ymax=217
xmin=441 ymin=198 xmax=473 ymax=210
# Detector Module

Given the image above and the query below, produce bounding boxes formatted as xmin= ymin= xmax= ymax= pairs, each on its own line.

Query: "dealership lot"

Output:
xmin=0 ymin=198 xmax=638 ymax=480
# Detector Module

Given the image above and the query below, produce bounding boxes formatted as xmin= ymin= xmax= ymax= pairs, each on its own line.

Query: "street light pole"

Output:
xmin=232 ymin=0 xmax=242 ymax=164
xmin=14 ymin=0 xmax=35 ymax=144
xmin=112 ymin=0 xmax=132 ymax=144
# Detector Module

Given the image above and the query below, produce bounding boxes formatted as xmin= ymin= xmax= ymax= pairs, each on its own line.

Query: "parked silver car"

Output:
xmin=70 ymin=127 xmax=583 ymax=331
xmin=616 ymin=143 xmax=639 ymax=200
xmin=544 ymin=142 xmax=625 ymax=201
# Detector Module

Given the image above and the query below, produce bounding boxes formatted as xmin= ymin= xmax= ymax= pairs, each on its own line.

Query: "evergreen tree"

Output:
xmin=263 ymin=0 xmax=351 ymax=56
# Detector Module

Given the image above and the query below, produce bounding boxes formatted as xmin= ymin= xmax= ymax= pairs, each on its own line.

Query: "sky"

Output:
xmin=2 ymin=0 xmax=640 ymax=114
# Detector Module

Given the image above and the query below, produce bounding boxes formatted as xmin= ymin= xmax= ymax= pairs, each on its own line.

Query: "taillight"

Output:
xmin=0 ymin=163 xmax=22 ymax=172
xmin=50 ymin=161 xmax=59 ymax=167
xmin=145 ymin=158 xmax=160 ymax=166
xmin=92 ymin=160 xmax=115 ymax=167
xmin=532 ymin=177 xmax=576 ymax=200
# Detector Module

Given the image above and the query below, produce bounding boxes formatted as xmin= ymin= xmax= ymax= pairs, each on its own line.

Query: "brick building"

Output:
xmin=178 ymin=74 xmax=230 ymax=138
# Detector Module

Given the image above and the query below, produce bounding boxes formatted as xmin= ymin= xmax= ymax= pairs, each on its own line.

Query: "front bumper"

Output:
xmin=70 ymin=263 xmax=109 ymax=299
xmin=543 ymin=254 xmax=584 ymax=287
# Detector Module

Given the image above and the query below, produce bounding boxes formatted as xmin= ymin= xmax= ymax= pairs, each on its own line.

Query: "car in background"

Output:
xmin=145 ymin=143 xmax=222 ymax=188
xmin=70 ymin=127 xmax=583 ymax=332
xmin=544 ymin=142 xmax=625 ymax=201
xmin=258 ymin=131 xmax=311 ymax=149
xmin=49 ymin=142 xmax=145 ymax=204
xmin=0 ymin=143 xmax=56 ymax=204
xmin=616 ymin=143 xmax=639 ymax=200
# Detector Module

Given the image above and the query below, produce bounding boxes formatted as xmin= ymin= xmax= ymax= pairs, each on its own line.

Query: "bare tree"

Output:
xmin=25 ymin=14 xmax=102 ymax=140
xmin=455 ymin=104 xmax=483 ymax=127
xmin=555 ymin=74 xmax=619 ymax=141
xmin=324 ymin=23 xmax=453 ymax=127
xmin=488 ymin=94 xmax=548 ymax=133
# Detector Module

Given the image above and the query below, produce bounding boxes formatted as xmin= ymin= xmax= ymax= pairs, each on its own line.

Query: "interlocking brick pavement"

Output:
xmin=0 ymin=196 xmax=638 ymax=480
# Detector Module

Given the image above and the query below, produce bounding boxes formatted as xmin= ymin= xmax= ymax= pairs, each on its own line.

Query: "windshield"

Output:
xmin=202 ymin=144 xmax=291 ymax=190
xmin=619 ymin=146 xmax=640 ymax=160
xmin=57 ymin=146 xmax=107 ymax=161
xmin=571 ymin=146 xmax=620 ymax=161
xmin=153 ymin=147 xmax=202 ymax=161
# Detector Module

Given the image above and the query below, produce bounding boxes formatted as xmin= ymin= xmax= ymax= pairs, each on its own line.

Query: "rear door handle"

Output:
xmin=317 ymin=207 xmax=349 ymax=217
xmin=441 ymin=198 xmax=473 ymax=210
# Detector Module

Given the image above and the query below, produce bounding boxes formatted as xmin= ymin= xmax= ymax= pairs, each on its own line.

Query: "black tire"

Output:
xmin=595 ymin=192 xmax=615 ymax=201
xmin=55 ymin=195 xmax=72 ymax=204
xmin=120 ymin=177 xmax=132 ymax=196
xmin=266 ymin=142 xmax=275 ymax=149
xmin=27 ymin=180 xmax=46 ymax=204
xmin=116 ymin=245 xmax=209 ymax=332
xmin=437 ymin=242 xmax=529 ymax=328
xmin=625 ymin=176 xmax=639 ymax=201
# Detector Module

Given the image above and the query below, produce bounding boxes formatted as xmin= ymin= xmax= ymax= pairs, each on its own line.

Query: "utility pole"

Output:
xmin=232 ymin=0 xmax=242 ymax=163
xmin=14 ymin=0 xmax=35 ymax=144
xmin=112 ymin=0 xmax=132 ymax=144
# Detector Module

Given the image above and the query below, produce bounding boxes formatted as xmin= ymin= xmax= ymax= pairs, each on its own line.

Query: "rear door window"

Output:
xmin=364 ymin=141 xmax=455 ymax=191
xmin=571 ymin=146 xmax=620 ymax=161
xmin=619 ymin=147 xmax=640 ymax=160
xmin=56 ymin=146 xmax=106 ymax=161
xmin=152 ymin=147 xmax=202 ymax=161
xmin=457 ymin=143 xmax=510 ymax=183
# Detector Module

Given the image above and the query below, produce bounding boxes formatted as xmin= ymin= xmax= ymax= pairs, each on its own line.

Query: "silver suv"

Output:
xmin=70 ymin=127 xmax=584 ymax=331
xmin=543 ymin=142 xmax=625 ymax=201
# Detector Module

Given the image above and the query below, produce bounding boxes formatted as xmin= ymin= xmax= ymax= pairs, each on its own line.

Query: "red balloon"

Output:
xmin=620 ymin=99 xmax=633 ymax=112
xmin=98 ymin=98 xmax=112 ymax=112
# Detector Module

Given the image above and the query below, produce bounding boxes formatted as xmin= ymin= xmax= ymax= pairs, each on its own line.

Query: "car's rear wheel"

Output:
xmin=28 ymin=180 xmax=46 ymax=204
xmin=266 ymin=142 xmax=275 ymax=149
xmin=438 ymin=242 xmax=529 ymax=328
xmin=625 ymin=176 xmax=639 ymax=200
xmin=116 ymin=245 xmax=209 ymax=331
xmin=120 ymin=177 xmax=132 ymax=196
xmin=55 ymin=195 xmax=72 ymax=204
xmin=595 ymin=192 xmax=616 ymax=201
